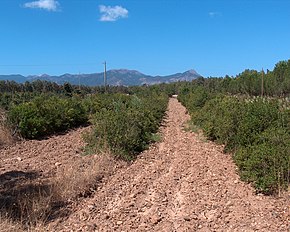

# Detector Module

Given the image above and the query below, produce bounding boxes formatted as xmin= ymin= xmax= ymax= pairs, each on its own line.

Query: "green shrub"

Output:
xmin=85 ymin=93 xmax=168 ymax=160
xmin=191 ymin=96 xmax=242 ymax=149
xmin=91 ymin=103 xmax=147 ymax=160
xmin=234 ymin=127 xmax=290 ymax=194
xmin=8 ymin=96 xmax=88 ymax=139
xmin=235 ymin=99 xmax=280 ymax=148
xmin=179 ymin=88 xmax=290 ymax=194
xmin=178 ymin=86 xmax=212 ymax=113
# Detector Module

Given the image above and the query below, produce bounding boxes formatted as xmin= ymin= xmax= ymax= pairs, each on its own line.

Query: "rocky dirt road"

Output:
xmin=51 ymin=98 xmax=289 ymax=232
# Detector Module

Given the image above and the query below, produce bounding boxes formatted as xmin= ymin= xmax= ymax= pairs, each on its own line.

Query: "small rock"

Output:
xmin=55 ymin=162 xmax=62 ymax=166
xmin=128 ymin=202 xmax=135 ymax=207
xmin=151 ymin=215 xmax=162 ymax=224
xmin=16 ymin=157 xmax=22 ymax=161
xmin=80 ymin=213 xmax=88 ymax=221
xmin=162 ymin=197 xmax=168 ymax=202
xmin=226 ymin=200 xmax=233 ymax=207
xmin=234 ymin=180 xmax=238 ymax=184
xmin=129 ymin=193 xmax=136 ymax=198
xmin=116 ymin=221 xmax=123 ymax=225
xmin=184 ymin=216 xmax=191 ymax=221
xmin=206 ymin=210 xmax=216 ymax=222
xmin=199 ymin=212 xmax=207 ymax=220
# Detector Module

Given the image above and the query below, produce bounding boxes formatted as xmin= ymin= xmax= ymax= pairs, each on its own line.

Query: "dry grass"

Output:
xmin=0 ymin=153 xmax=117 ymax=231
xmin=0 ymin=109 xmax=14 ymax=148
xmin=54 ymin=153 xmax=115 ymax=200
xmin=0 ymin=215 xmax=23 ymax=232
xmin=183 ymin=120 xmax=207 ymax=142
xmin=0 ymin=108 xmax=117 ymax=230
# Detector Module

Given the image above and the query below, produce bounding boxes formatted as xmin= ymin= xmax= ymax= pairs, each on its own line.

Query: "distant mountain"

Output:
xmin=0 ymin=74 xmax=27 ymax=83
xmin=0 ymin=69 xmax=201 ymax=86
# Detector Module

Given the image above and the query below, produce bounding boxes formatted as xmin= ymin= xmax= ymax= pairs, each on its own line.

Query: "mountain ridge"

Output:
xmin=0 ymin=69 xmax=201 ymax=86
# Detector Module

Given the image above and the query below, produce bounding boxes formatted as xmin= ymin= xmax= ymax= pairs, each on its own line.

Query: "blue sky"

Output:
xmin=0 ymin=0 xmax=290 ymax=77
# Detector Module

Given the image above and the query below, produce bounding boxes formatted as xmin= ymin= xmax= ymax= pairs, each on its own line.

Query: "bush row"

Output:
xmin=7 ymin=90 xmax=168 ymax=161
xmin=179 ymin=89 xmax=290 ymax=194
xmin=84 ymin=92 xmax=168 ymax=160
xmin=8 ymin=96 xmax=88 ymax=139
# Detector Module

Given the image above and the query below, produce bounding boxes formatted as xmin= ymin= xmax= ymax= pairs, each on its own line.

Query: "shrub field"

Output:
xmin=84 ymin=91 xmax=168 ymax=160
xmin=2 ymin=84 xmax=168 ymax=160
xmin=178 ymin=87 xmax=290 ymax=195
xmin=8 ymin=96 xmax=88 ymax=139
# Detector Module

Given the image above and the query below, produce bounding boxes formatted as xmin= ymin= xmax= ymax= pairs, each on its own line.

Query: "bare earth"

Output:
xmin=1 ymin=98 xmax=289 ymax=231
xmin=0 ymin=127 xmax=88 ymax=178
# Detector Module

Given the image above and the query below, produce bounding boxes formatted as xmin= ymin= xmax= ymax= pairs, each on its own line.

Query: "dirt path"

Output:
xmin=51 ymin=98 xmax=289 ymax=232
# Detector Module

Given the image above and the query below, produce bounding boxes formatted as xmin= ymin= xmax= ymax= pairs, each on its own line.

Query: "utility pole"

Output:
xmin=103 ymin=61 xmax=107 ymax=92
xmin=78 ymin=71 xmax=81 ymax=90
xmin=261 ymin=68 xmax=264 ymax=97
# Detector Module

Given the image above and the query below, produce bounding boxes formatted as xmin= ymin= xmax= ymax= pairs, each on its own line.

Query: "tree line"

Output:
xmin=184 ymin=59 xmax=290 ymax=97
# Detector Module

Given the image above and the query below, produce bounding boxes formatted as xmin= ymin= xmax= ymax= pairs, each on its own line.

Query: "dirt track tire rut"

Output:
xmin=39 ymin=99 xmax=290 ymax=231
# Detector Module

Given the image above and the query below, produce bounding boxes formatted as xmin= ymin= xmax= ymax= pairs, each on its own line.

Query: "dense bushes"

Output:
xmin=235 ymin=127 xmax=290 ymax=194
xmin=8 ymin=96 xmax=88 ymax=139
xmin=176 ymin=59 xmax=290 ymax=194
xmin=178 ymin=86 xmax=211 ymax=113
xmin=85 ymin=92 xmax=168 ymax=160
xmin=6 ymin=88 xmax=168 ymax=160
xmin=179 ymin=88 xmax=290 ymax=194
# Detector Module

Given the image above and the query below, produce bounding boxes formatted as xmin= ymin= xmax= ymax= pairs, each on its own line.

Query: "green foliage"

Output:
xmin=5 ymin=85 xmax=168 ymax=161
xmin=63 ymin=82 xmax=73 ymax=97
xmin=192 ymin=96 xmax=240 ymax=147
xmin=176 ymin=59 xmax=290 ymax=194
xmin=235 ymin=127 xmax=290 ymax=194
xmin=179 ymin=85 xmax=290 ymax=194
xmin=8 ymin=96 xmax=88 ymax=139
xmin=175 ymin=59 xmax=290 ymax=98
xmin=0 ymin=92 xmax=41 ymax=110
xmin=178 ymin=86 xmax=210 ymax=113
xmin=234 ymin=99 xmax=280 ymax=148
xmin=85 ymin=92 xmax=168 ymax=160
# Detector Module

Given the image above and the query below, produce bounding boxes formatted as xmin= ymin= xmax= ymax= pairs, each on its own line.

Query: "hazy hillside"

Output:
xmin=0 ymin=69 xmax=201 ymax=86
xmin=0 ymin=75 xmax=27 ymax=83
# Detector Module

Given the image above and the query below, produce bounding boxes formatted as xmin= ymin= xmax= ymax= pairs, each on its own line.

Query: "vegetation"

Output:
xmin=0 ymin=84 xmax=168 ymax=230
xmin=84 ymin=90 xmax=168 ymax=160
xmin=178 ymin=59 xmax=290 ymax=195
xmin=0 ymin=109 xmax=14 ymax=148
xmin=177 ymin=59 xmax=290 ymax=98
xmin=1 ymin=81 xmax=168 ymax=160
xmin=0 ymin=59 xmax=289 ymax=232
xmin=8 ymin=96 xmax=88 ymax=139
xmin=1 ymin=59 xmax=289 ymax=197
xmin=0 ymin=155 xmax=113 ymax=231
